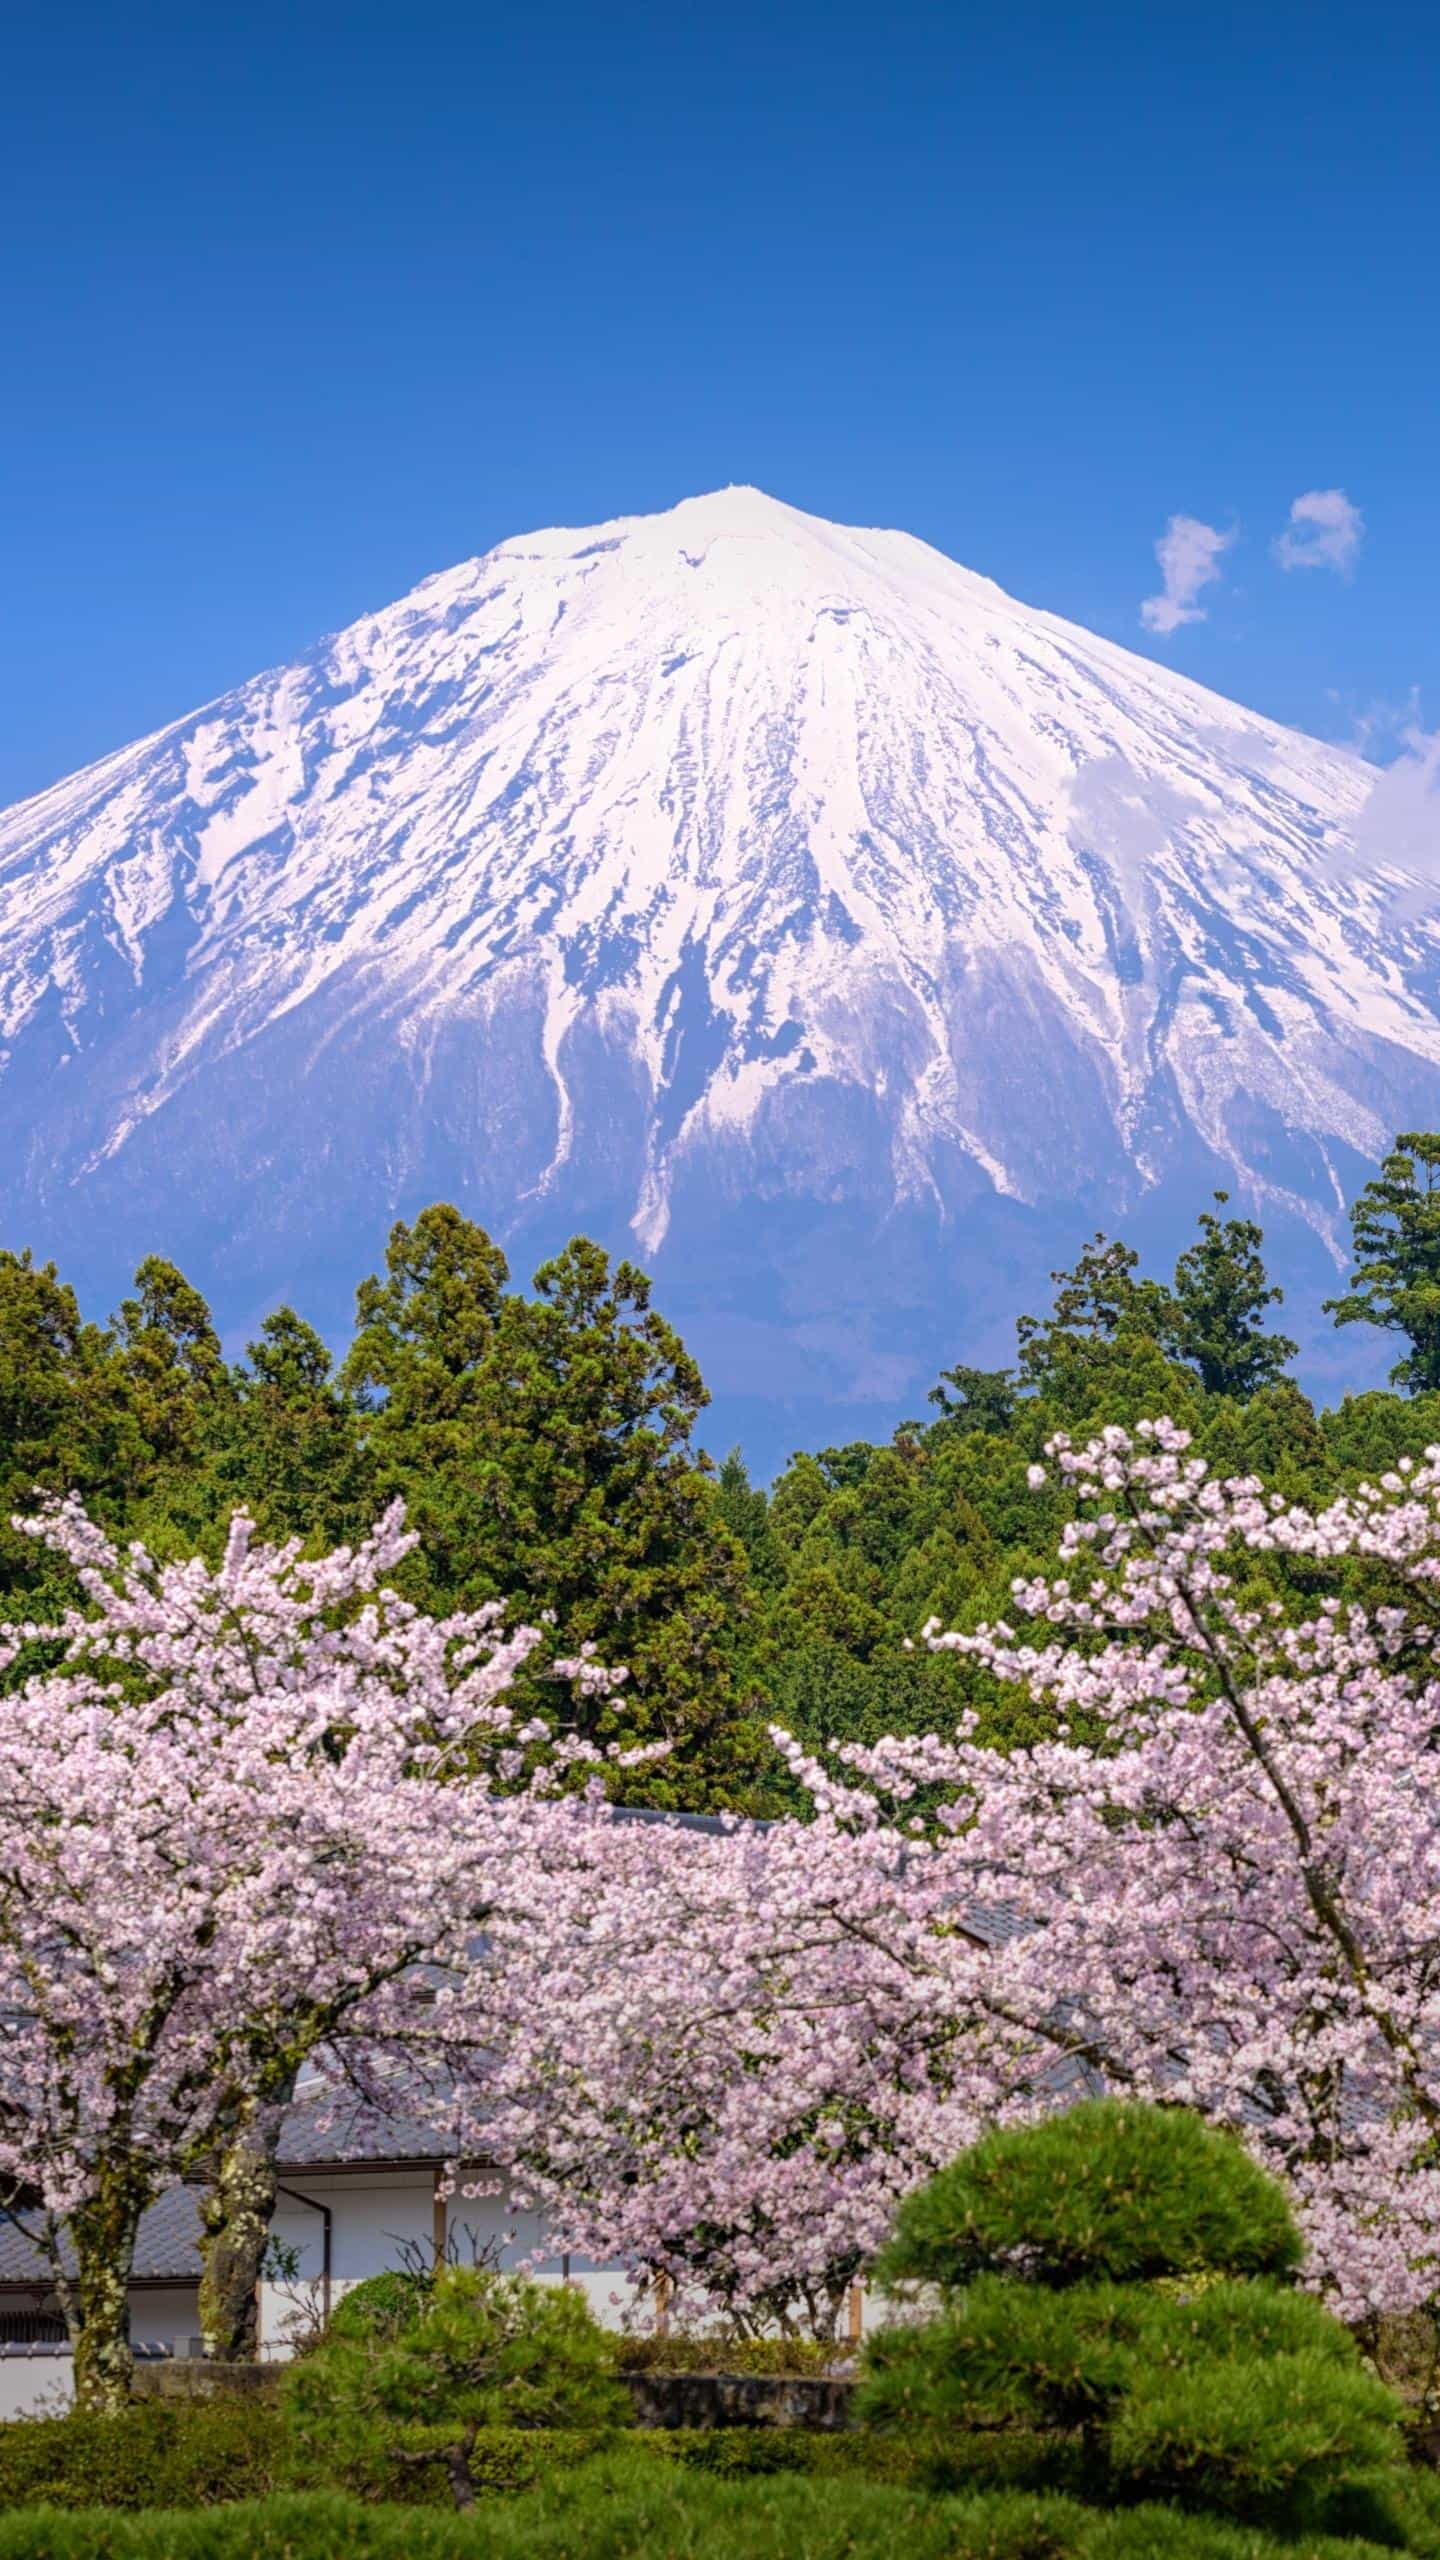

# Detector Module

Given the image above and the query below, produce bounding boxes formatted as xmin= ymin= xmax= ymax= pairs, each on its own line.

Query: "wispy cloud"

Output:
xmin=1140 ymin=516 xmax=1234 ymax=635
xmin=1274 ymin=487 xmax=1364 ymax=576
xmin=1354 ymin=722 xmax=1440 ymax=881
xmin=1337 ymin=688 xmax=1422 ymax=762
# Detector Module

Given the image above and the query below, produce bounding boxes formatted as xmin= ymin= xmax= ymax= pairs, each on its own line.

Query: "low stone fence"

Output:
xmin=128 ymin=2358 xmax=855 ymax=2430
xmin=621 ymin=2370 xmax=855 ymax=2431
xmin=130 ymin=2361 xmax=279 ymax=2403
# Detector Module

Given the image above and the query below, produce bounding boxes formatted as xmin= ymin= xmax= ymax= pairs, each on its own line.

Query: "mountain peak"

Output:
xmin=0 ymin=490 xmax=1428 ymax=1456
xmin=662 ymin=483 xmax=800 ymax=527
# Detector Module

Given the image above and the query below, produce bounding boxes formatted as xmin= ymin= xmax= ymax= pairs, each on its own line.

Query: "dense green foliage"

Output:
xmin=0 ymin=2401 xmax=277 ymax=2513
xmin=0 ymin=2461 xmax=1438 ymax=2558
xmin=875 ymin=2102 xmax=1304 ymax=2291
xmin=0 ymin=1210 xmax=766 ymax=1807
xmin=0 ymin=2405 xmax=923 ymax=2513
xmin=5 ymin=1152 xmax=1439 ymax=1803
xmin=322 ymin=2269 xmax=434 ymax=2346
xmin=4 ymin=2366 xmax=1440 ymax=2556
xmin=1326 ymin=1134 xmax=1440 ymax=1394
xmin=280 ymin=2263 xmax=630 ymax=2505
xmin=860 ymin=2104 xmax=1406 ymax=2538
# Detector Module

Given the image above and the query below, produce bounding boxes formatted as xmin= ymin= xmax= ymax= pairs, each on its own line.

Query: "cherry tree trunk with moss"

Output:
xmin=61 ymin=2163 xmax=148 ymax=2414
xmin=197 ymin=2104 xmax=287 ymax=2363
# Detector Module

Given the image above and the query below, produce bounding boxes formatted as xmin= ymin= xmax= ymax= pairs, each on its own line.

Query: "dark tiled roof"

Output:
xmin=276 ymin=2083 xmax=453 ymax=2167
xmin=1 ymin=2186 xmax=204 ymax=2285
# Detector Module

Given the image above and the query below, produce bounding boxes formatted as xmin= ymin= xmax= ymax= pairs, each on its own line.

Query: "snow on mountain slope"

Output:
xmin=1 ymin=487 xmax=1436 ymax=1450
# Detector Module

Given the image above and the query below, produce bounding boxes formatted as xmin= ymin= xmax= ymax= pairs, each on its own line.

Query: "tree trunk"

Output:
xmin=197 ymin=2104 xmax=285 ymax=2363
xmin=64 ymin=2166 xmax=147 ymax=2414
xmin=445 ymin=2426 xmax=480 ymax=2509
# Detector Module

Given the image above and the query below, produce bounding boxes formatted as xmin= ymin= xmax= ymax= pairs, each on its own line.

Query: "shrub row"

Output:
xmin=8 ymin=2402 xmax=1437 ymax=2532
xmin=0 ymin=2404 xmax=927 ymax=2512
xmin=0 ymin=2404 xmax=277 ymax=2512
xmin=0 ymin=2472 xmax=1429 ymax=2560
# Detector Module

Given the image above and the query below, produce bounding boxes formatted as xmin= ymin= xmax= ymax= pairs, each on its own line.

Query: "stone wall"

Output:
xmin=620 ymin=2371 xmax=855 ymax=2431
xmin=130 ymin=2358 xmax=856 ymax=2430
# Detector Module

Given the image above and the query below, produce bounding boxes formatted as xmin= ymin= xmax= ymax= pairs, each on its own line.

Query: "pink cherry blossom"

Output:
xmin=451 ymin=1422 xmax=1440 ymax=2332
xmin=0 ymin=1497 xmax=629 ymax=2405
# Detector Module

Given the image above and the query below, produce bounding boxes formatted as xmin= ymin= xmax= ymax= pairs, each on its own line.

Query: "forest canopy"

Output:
xmin=6 ymin=1137 xmax=1440 ymax=1808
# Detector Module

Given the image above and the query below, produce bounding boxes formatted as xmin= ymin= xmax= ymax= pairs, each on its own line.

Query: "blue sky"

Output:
xmin=3 ymin=0 xmax=1437 ymax=807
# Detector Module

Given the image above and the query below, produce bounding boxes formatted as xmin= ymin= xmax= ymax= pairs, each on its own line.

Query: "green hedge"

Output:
xmin=0 ymin=2409 xmax=927 ymax=2512
xmin=0 ymin=2472 xmax=1423 ymax=2559
xmin=1 ymin=2412 xmax=1436 ymax=2555
xmin=0 ymin=2404 xmax=277 ymax=2512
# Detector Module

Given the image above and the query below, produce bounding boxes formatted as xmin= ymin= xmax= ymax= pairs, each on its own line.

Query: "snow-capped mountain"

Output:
xmin=2 ymin=486 xmax=1436 ymax=1457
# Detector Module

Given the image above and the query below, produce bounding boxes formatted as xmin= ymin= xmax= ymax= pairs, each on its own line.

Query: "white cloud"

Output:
xmin=1321 ymin=710 xmax=1440 ymax=912
xmin=1274 ymin=487 xmax=1364 ymax=576
xmin=1140 ymin=515 xmax=1234 ymax=635
xmin=1344 ymin=689 xmax=1421 ymax=761
xmin=1355 ymin=724 xmax=1440 ymax=880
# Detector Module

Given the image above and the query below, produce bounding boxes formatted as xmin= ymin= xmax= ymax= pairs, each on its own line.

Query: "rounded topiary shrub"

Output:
xmin=875 ymin=2100 xmax=1302 ymax=2294
xmin=859 ymin=2101 xmax=1407 ymax=2538
xmin=324 ymin=2269 xmax=434 ymax=2345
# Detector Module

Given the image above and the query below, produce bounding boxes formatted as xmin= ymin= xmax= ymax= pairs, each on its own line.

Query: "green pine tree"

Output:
xmin=472 ymin=1235 xmax=763 ymax=1802
xmin=0 ymin=1250 xmax=144 ymax=1606
xmin=1015 ymin=1234 xmax=1173 ymax=1400
xmin=341 ymin=1203 xmax=511 ymax=1597
xmin=217 ymin=1308 xmax=375 ymax=1545
xmin=715 ymin=1447 xmax=784 ymax=1591
xmin=344 ymin=1209 xmax=765 ymax=1806
xmin=1325 ymin=1132 xmax=1440 ymax=1392
xmin=112 ymin=1255 xmax=233 ymax=1523
xmin=927 ymin=1362 xmax=1018 ymax=1439
xmin=1164 ymin=1192 xmax=1296 ymax=1398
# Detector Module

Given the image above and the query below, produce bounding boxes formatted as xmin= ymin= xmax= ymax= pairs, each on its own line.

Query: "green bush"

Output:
xmin=0 ymin=2412 xmax=930 ymax=2518
xmin=281 ymin=2262 xmax=631 ymax=2505
xmin=324 ymin=2268 xmax=434 ymax=2344
xmin=860 ymin=2101 xmax=1408 ymax=2540
xmin=0 ymin=2401 xmax=278 ymax=2512
xmin=1144 ymin=2275 xmax=1361 ymax=2371
xmin=0 ymin=2472 xmax=1418 ymax=2559
xmin=862 ymin=2276 xmax=1141 ymax=2436
xmin=1107 ymin=2350 xmax=1404 ymax=2522
xmin=876 ymin=2100 xmax=1302 ymax=2292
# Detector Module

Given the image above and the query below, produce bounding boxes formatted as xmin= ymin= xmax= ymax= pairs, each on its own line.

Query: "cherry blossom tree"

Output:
xmin=447 ymin=1800 xmax=988 ymax=2336
xmin=19 ymin=1418 xmax=1440 ymax=2389
xmin=0 ymin=1497 xmax=624 ymax=2409
xmin=899 ymin=1418 xmax=1440 ymax=2322
xmin=461 ymin=1424 xmax=1440 ymax=2334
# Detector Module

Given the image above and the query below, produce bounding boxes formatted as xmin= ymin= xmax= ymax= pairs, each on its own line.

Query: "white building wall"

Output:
xmin=258 ymin=2167 xmax=643 ymax=2357
xmin=0 ymin=2355 xmax=72 ymax=2423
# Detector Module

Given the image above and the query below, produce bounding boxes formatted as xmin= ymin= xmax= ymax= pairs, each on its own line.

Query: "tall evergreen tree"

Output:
xmin=342 ymin=1205 xmax=510 ymax=1598
xmin=715 ymin=1448 xmax=784 ymax=1591
xmin=927 ymin=1362 xmax=1017 ymax=1439
xmin=112 ymin=1258 xmax=230 ymax=1478
xmin=1325 ymin=1132 xmax=1440 ymax=1393
xmin=1015 ymin=1233 xmax=1173 ymax=1398
xmin=344 ymin=1211 xmax=762 ymax=1805
xmin=220 ymin=1309 xmax=374 ymax=1545
xmin=1164 ymin=1191 xmax=1296 ymax=1398
xmin=0 ymin=1251 xmax=142 ymax=1605
xmin=473 ymin=1236 xmax=761 ymax=1800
